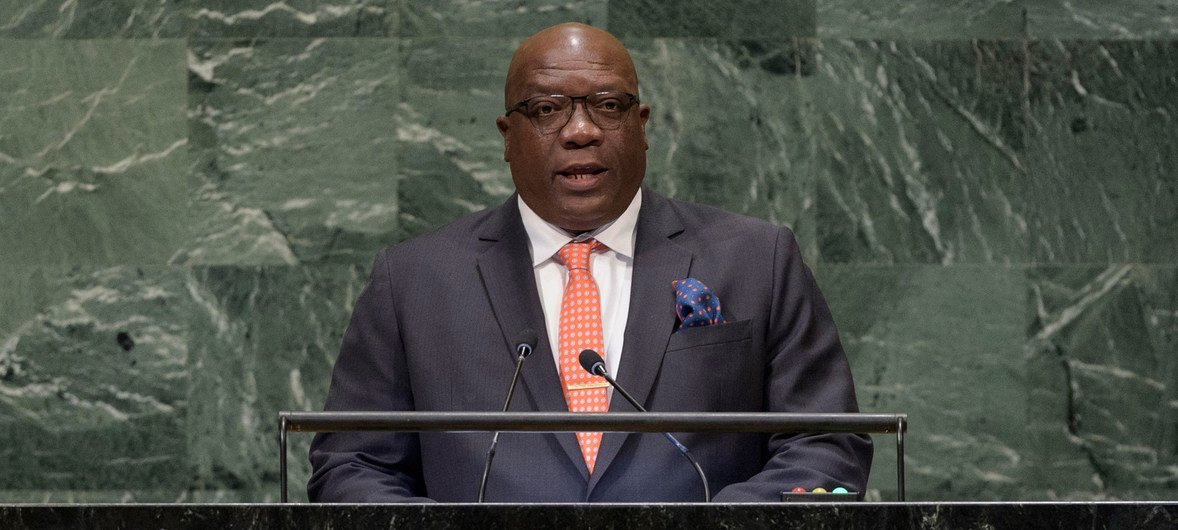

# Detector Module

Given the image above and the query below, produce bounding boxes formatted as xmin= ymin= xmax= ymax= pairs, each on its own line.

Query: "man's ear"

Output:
xmin=638 ymin=103 xmax=651 ymax=150
xmin=496 ymin=115 xmax=511 ymax=162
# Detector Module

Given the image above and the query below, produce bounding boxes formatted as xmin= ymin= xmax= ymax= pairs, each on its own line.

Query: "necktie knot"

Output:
xmin=558 ymin=239 xmax=604 ymax=273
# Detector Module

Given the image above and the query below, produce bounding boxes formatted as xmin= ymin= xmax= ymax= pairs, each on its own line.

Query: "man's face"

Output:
xmin=496 ymin=28 xmax=651 ymax=233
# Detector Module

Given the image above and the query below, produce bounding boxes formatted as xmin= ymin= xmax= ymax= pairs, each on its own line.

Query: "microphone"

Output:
xmin=578 ymin=349 xmax=711 ymax=502
xmin=477 ymin=329 xmax=538 ymax=503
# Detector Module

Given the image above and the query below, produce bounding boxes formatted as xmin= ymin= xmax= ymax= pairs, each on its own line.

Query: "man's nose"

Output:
xmin=559 ymin=101 xmax=604 ymax=148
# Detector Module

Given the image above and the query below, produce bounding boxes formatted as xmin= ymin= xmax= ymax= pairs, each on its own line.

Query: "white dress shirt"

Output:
xmin=517 ymin=191 xmax=642 ymax=401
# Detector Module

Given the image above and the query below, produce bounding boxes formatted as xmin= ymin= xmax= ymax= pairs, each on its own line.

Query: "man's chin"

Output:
xmin=523 ymin=190 xmax=627 ymax=232
xmin=550 ymin=189 xmax=637 ymax=232
xmin=552 ymin=207 xmax=614 ymax=234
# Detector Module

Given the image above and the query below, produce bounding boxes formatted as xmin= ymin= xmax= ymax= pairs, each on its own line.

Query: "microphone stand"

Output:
xmin=477 ymin=341 xmax=532 ymax=502
xmin=584 ymin=352 xmax=711 ymax=502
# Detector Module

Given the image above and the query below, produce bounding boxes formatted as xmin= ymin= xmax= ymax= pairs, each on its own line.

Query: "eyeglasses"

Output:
xmin=504 ymin=91 xmax=640 ymax=134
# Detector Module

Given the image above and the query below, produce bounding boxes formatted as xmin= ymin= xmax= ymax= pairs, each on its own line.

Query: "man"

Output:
xmin=308 ymin=23 xmax=871 ymax=502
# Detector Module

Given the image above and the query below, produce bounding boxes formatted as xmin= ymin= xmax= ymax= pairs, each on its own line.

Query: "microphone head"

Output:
xmin=579 ymin=349 xmax=605 ymax=375
xmin=515 ymin=328 xmax=538 ymax=358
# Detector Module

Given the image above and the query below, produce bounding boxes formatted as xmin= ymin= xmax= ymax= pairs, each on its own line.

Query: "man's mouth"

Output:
xmin=557 ymin=164 xmax=607 ymax=180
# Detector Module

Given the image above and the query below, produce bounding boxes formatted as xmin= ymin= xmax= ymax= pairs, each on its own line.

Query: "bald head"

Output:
xmin=504 ymin=23 xmax=639 ymax=107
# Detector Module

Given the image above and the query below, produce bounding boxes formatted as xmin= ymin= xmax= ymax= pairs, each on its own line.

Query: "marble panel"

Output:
xmin=185 ymin=265 xmax=367 ymax=503
xmin=1022 ymin=40 xmax=1178 ymax=264
xmin=0 ymin=39 xmax=189 ymax=267
xmin=189 ymin=0 xmax=390 ymax=38
xmin=628 ymin=39 xmax=817 ymax=259
xmin=1027 ymin=0 xmax=1178 ymax=38
xmin=0 ymin=0 xmax=186 ymax=38
xmin=812 ymin=40 xmax=1027 ymax=265
xmin=1024 ymin=266 xmax=1178 ymax=500
xmin=608 ymin=0 xmax=814 ymax=38
xmin=398 ymin=0 xmax=606 ymax=38
xmin=0 ymin=267 xmax=68 ymax=338
xmin=818 ymin=0 xmax=1025 ymax=39
xmin=396 ymin=38 xmax=515 ymax=239
xmin=181 ymin=38 xmax=400 ymax=266
xmin=0 ymin=266 xmax=188 ymax=491
xmin=821 ymin=265 xmax=1028 ymax=500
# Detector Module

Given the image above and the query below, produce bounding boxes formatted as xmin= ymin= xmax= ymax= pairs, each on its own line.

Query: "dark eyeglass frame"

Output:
xmin=504 ymin=91 xmax=641 ymax=133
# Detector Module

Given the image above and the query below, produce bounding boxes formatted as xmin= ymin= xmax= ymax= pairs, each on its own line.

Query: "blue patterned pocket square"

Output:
xmin=672 ymin=277 xmax=725 ymax=330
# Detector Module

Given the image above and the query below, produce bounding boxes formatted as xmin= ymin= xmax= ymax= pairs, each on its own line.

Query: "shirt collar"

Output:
xmin=518 ymin=190 xmax=642 ymax=267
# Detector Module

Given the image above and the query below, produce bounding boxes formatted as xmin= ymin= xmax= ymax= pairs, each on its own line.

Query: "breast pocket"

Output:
xmin=653 ymin=319 xmax=760 ymax=412
xmin=666 ymin=319 xmax=753 ymax=352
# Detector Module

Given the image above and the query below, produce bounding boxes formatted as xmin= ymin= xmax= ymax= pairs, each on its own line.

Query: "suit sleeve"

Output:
xmin=307 ymin=250 xmax=433 ymax=502
xmin=711 ymin=227 xmax=873 ymax=501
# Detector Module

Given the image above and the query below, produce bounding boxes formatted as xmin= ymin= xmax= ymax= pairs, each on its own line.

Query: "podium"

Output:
xmin=4 ymin=503 xmax=1177 ymax=529
xmin=279 ymin=411 xmax=908 ymax=502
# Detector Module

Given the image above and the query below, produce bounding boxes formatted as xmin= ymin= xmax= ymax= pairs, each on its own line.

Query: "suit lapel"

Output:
xmin=588 ymin=189 xmax=692 ymax=490
xmin=474 ymin=197 xmax=589 ymax=478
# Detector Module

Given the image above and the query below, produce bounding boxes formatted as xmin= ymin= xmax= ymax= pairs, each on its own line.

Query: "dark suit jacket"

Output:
xmin=308 ymin=188 xmax=872 ymax=502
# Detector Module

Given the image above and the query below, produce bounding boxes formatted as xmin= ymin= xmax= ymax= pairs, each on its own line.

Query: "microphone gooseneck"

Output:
xmin=577 ymin=349 xmax=711 ymax=502
xmin=478 ymin=329 xmax=539 ymax=503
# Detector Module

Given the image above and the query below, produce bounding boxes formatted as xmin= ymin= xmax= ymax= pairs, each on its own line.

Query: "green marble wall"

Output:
xmin=1 ymin=0 xmax=1174 ymax=503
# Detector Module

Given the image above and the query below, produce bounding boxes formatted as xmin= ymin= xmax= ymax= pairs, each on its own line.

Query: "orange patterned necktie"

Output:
xmin=557 ymin=239 xmax=610 ymax=473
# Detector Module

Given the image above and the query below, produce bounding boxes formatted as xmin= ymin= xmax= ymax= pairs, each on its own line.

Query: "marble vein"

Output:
xmin=1032 ymin=265 xmax=1131 ymax=343
xmin=0 ymin=2 xmax=42 ymax=31
xmin=32 ymin=57 xmax=138 ymax=160
xmin=1068 ymin=359 xmax=1166 ymax=392
xmin=192 ymin=3 xmax=369 ymax=26
xmin=28 ymin=138 xmax=188 ymax=204
xmin=186 ymin=271 xmax=231 ymax=339
xmin=188 ymin=48 xmax=256 ymax=84
xmin=174 ymin=188 xmax=299 ymax=266
xmin=396 ymin=112 xmax=511 ymax=195
xmin=289 ymin=368 xmax=309 ymax=410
